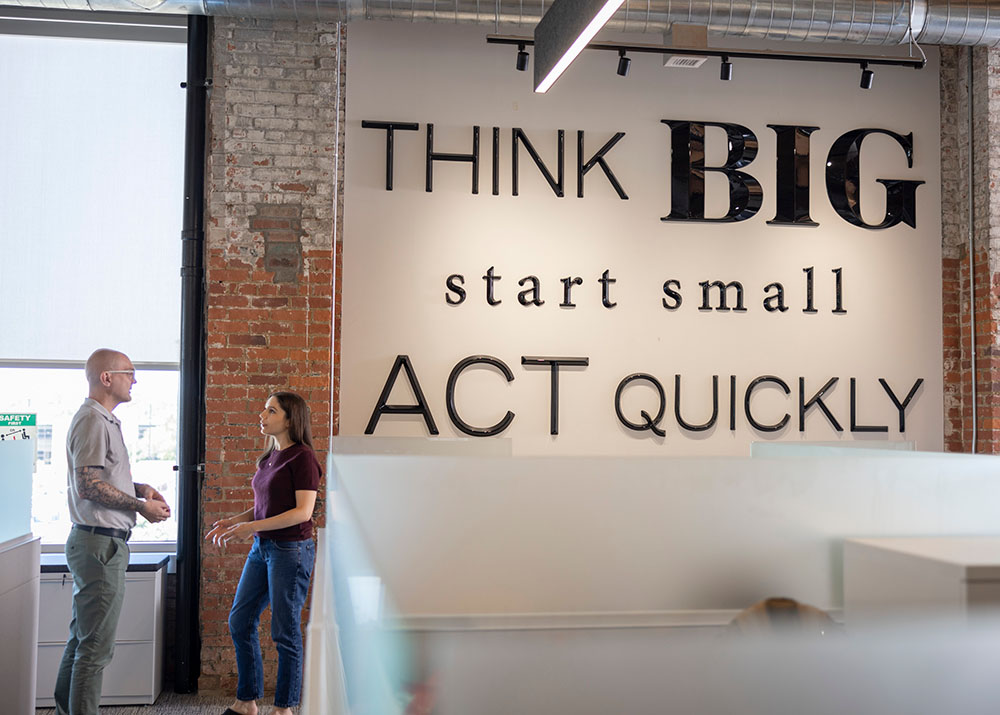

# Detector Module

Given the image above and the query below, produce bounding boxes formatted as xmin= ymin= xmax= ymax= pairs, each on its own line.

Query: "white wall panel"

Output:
xmin=341 ymin=22 xmax=942 ymax=455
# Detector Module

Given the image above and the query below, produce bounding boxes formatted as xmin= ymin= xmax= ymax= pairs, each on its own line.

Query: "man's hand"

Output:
xmin=135 ymin=483 xmax=171 ymax=522
xmin=139 ymin=499 xmax=171 ymax=523
xmin=135 ymin=483 xmax=168 ymax=503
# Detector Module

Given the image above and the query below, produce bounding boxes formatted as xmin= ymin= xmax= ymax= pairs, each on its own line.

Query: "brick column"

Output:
xmin=201 ymin=17 xmax=343 ymax=691
xmin=940 ymin=46 xmax=1000 ymax=454
xmin=981 ymin=47 xmax=1000 ymax=452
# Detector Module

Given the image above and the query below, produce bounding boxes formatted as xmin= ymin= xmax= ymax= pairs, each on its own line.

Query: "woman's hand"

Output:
xmin=216 ymin=520 xmax=257 ymax=547
xmin=205 ymin=517 xmax=236 ymax=547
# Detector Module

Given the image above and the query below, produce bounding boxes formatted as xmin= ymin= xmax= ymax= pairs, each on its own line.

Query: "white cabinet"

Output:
xmin=844 ymin=537 xmax=1000 ymax=627
xmin=0 ymin=534 xmax=40 ymax=714
xmin=35 ymin=553 xmax=168 ymax=707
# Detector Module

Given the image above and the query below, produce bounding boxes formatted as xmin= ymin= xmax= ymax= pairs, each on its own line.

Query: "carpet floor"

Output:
xmin=35 ymin=691 xmax=250 ymax=714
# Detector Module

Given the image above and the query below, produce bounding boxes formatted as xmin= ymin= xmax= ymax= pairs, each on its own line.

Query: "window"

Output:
xmin=37 ymin=425 xmax=53 ymax=465
xmin=1 ymin=366 xmax=180 ymax=543
xmin=0 ymin=16 xmax=187 ymax=544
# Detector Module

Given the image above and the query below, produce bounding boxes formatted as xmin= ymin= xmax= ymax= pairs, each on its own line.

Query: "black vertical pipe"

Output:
xmin=175 ymin=13 xmax=209 ymax=694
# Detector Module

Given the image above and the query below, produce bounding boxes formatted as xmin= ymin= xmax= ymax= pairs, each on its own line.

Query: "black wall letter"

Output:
xmin=661 ymin=120 xmax=762 ymax=223
xmin=513 ymin=128 xmax=564 ymax=197
xmin=768 ymin=124 xmax=819 ymax=226
xmin=561 ymin=276 xmax=583 ymax=307
xmin=578 ymin=131 xmax=628 ymax=199
xmin=674 ymin=374 xmax=719 ymax=432
xmin=762 ymin=283 xmax=787 ymax=312
xmin=799 ymin=377 xmax=843 ymax=432
xmin=365 ymin=355 xmax=439 ymax=435
xmin=744 ymin=375 xmax=791 ymax=432
xmin=615 ymin=373 xmax=666 ymax=437
xmin=826 ymin=128 xmax=924 ymax=229
xmin=699 ymin=280 xmax=746 ymax=312
xmin=426 ymin=123 xmax=480 ymax=194
xmin=445 ymin=274 xmax=466 ymax=305
xmin=879 ymin=377 xmax=924 ymax=432
xmin=662 ymin=280 xmax=682 ymax=310
xmin=599 ymin=270 xmax=617 ymax=308
xmin=517 ymin=276 xmax=544 ymax=306
xmin=446 ymin=355 xmax=516 ymax=437
xmin=850 ymin=378 xmax=888 ymax=433
xmin=361 ymin=120 xmax=419 ymax=191
xmin=521 ymin=356 xmax=589 ymax=435
xmin=484 ymin=266 xmax=502 ymax=306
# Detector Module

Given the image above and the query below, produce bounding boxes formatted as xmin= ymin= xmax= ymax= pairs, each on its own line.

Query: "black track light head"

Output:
xmin=720 ymin=55 xmax=733 ymax=81
xmin=516 ymin=43 xmax=529 ymax=72
xmin=860 ymin=61 xmax=874 ymax=89
xmin=617 ymin=49 xmax=631 ymax=77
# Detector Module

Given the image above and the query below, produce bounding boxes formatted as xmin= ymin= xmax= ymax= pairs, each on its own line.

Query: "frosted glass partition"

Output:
xmin=322 ymin=454 xmax=1000 ymax=715
xmin=324 ymin=450 xmax=1000 ymax=714
xmin=327 ymin=453 xmax=417 ymax=715
xmin=0 ymin=440 xmax=34 ymax=543
xmin=329 ymin=452 xmax=1000 ymax=616
xmin=418 ymin=623 xmax=1000 ymax=715
xmin=751 ymin=442 xmax=916 ymax=456
xmin=331 ymin=435 xmax=512 ymax=457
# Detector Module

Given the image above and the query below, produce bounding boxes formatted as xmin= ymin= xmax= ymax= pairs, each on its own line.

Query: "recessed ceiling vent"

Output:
xmin=663 ymin=55 xmax=708 ymax=68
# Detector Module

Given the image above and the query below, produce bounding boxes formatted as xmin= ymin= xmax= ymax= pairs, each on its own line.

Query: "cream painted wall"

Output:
xmin=341 ymin=22 xmax=942 ymax=456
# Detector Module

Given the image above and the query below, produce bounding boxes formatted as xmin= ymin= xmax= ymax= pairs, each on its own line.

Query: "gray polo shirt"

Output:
xmin=66 ymin=398 xmax=137 ymax=531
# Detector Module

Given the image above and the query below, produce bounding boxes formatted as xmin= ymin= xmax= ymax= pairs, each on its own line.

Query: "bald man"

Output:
xmin=54 ymin=349 xmax=172 ymax=715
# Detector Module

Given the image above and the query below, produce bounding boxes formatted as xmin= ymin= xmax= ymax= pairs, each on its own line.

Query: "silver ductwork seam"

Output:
xmin=4 ymin=0 xmax=1000 ymax=46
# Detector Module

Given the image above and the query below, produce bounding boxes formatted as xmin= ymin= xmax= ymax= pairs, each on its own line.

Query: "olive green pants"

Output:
xmin=53 ymin=528 xmax=129 ymax=715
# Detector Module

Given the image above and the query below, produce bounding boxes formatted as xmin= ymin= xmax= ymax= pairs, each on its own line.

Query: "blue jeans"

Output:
xmin=229 ymin=536 xmax=315 ymax=708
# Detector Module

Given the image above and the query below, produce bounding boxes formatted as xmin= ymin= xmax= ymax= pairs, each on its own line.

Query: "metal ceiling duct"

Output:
xmin=4 ymin=0 xmax=1000 ymax=46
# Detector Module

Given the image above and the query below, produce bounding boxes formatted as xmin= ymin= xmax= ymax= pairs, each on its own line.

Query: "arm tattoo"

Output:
xmin=76 ymin=467 xmax=142 ymax=512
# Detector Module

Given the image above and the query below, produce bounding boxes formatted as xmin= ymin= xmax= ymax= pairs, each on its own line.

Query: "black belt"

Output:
xmin=73 ymin=524 xmax=132 ymax=542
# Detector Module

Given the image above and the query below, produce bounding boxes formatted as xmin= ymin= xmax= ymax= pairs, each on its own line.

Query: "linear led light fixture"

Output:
xmin=533 ymin=0 xmax=627 ymax=94
xmin=492 ymin=35 xmax=925 ymax=86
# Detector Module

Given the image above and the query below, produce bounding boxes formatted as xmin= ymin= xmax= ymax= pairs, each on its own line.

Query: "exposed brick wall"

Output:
xmin=982 ymin=47 xmax=1000 ymax=453
xmin=940 ymin=46 xmax=974 ymax=451
xmin=940 ymin=46 xmax=1000 ymax=454
xmin=201 ymin=17 xmax=342 ymax=693
xmin=333 ymin=28 xmax=345 ymax=439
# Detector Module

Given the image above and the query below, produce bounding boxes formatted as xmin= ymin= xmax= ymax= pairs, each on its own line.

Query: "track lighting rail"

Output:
xmin=486 ymin=34 xmax=926 ymax=70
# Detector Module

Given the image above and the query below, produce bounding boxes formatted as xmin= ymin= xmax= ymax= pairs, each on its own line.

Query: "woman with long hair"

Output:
xmin=206 ymin=391 xmax=322 ymax=715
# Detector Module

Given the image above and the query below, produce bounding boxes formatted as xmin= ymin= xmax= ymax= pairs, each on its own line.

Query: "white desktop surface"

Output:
xmin=847 ymin=537 xmax=1000 ymax=578
xmin=844 ymin=536 xmax=1000 ymax=626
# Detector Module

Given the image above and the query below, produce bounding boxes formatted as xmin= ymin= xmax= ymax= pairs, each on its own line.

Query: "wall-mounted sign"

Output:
xmin=341 ymin=23 xmax=942 ymax=456
xmin=0 ymin=413 xmax=37 ymax=468
xmin=360 ymin=120 xmax=923 ymax=230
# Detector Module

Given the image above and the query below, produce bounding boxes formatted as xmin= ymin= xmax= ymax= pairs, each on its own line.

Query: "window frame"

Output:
xmin=0 ymin=11 xmax=188 ymax=553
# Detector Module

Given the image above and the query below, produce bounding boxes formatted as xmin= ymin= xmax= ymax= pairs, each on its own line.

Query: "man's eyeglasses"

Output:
xmin=105 ymin=370 xmax=135 ymax=377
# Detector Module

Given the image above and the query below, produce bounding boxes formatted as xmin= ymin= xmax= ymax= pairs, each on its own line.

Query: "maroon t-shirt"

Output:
xmin=252 ymin=442 xmax=321 ymax=541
